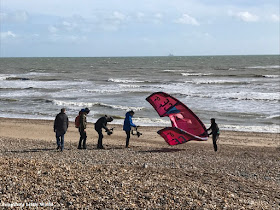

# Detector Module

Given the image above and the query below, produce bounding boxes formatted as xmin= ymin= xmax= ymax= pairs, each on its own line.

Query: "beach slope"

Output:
xmin=0 ymin=118 xmax=279 ymax=209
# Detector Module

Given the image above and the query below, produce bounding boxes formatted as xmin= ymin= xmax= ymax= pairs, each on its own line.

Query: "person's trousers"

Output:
xmin=96 ymin=129 xmax=103 ymax=148
xmin=78 ymin=128 xmax=87 ymax=149
xmin=56 ymin=131 xmax=65 ymax=150
xmin=212 ymin=134 xmax=219 ymax=152
xmin=125 ymin=130 xmax=130 ymax=147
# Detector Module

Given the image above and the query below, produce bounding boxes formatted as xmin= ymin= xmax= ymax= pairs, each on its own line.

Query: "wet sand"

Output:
xmin=0 ymin=118 xmax=279 ymax=209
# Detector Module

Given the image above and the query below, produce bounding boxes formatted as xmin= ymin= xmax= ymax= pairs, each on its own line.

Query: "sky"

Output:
xmin=0 ymin=0 xmax=279 ymax=57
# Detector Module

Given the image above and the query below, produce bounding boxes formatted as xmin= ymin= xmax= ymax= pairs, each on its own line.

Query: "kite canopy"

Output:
xmin=146 ymin=92 xmax=208 ymax=145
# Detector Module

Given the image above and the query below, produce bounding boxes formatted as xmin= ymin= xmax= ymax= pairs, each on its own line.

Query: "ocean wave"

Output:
xmin=4 ymin=77 xmax=30 ymax=81
xmin=84 ymin=88 xmax=147 ymax=94
xmin=52 ymin=100 xmax=145 ymax=111
xmin=84 ymin=89 xmax=120 ymax=94
xmin=132 ymin=117 xmax=170 ymax=126
xmin=263 ymin=75 xmax=279 ymax=78
xmin=108 ymin=78 xmax=148 ymax=84
xmin=94 ymin=113 xmax=125 ymax=119
xmin=266 ymin=115 xmax=280 ymax=120
xmin=246 ymin=65 xmax=280 ymax=69
xmin=181 ymin=73 xmax=212 ymax=77
xmin=186 ymin=79 xmax=250 ymax=85
xmin=163 ymin=69 xmax=185 ymax=72
xmin=180 ymin=91 xmax=280 ymax=102
xmin=0 ymin=75 xmax=8 ymax=81
xmin=119 ymin=84 xmax=141 ymax=88
xmin=221 ymin=124 xmax=280 ymax=133
xmin=0 ymin=98 xmax=19 ymax=102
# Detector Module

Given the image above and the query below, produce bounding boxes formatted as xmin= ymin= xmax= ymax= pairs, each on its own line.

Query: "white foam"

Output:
xmin=52 ymin=100 xmax=99 ymax=108
xmin=221 ymin=92 xmax=280 ymax=101
xmin=181 ymin=73 xmax=212 ymax=76
xmin=119 ymin=84 xmax=141 ymax=88
xmin=263 ymin=75 xmax=279 ymax=78
xmin=221 ymin=124 xmax=280 ymax=133
xmin=189 ymin=78 xmax=249 ymax=85
xmin=0 ymin=74 xmax=16 ymax=80
xmin=246 ymin=65 xmax=280 ymax=69
xmin=108 ymin=78 xmax=146 ymax=83
xmin=180 ymin=91 xmax=280 ymax=102
xmin=163 ymin=69 xmax=185 ymax=72
xmin=132 ymin=117 xmax=170 ymax=126
xmin=52 ymin=100 xmax=145 ymax=111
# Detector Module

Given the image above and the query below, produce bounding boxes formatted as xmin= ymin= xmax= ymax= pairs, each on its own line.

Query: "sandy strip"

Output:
xmin=0 ymin=117 xmax=279 ymax=148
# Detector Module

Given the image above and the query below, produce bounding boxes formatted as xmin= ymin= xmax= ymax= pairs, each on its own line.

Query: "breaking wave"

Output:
xmin=186 ymin=79 xmax=250 ymax=85
xmin=181 ymin=73 xmax=213 ymax=76
xmin=108 ymin=78 xmax=148 ymax=84
xmin=246 ymin=65 xmax=280 ymax=69
xmin=180 ymin=91 xmax=280 ymax=102
xmin=52 ymin=100 xmax=145 ymax=111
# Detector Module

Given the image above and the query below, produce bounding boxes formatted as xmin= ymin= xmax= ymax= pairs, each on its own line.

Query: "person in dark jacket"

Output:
xmin=123 ymin=110 xmax=137 ymax=148
xmin=78 ymin=107 xmax=90 ymax=149
xmin=54 ymin=108 xmax=69 ymax=151
xmin=207 ymin=118 xmax=220 ymax=152
xmin=95 ymin=115 xmax=114 ymax=149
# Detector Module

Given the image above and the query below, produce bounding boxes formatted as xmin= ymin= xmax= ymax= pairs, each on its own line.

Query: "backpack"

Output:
xmin=75 ymin=114 xmax=80 ymax=128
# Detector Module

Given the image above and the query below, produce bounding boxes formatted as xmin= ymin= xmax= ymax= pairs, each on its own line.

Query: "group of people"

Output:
xmin=53 ymin=108 xmax=137 ymax=151
xmin=54 ymin=108 xmax=219 ymax=152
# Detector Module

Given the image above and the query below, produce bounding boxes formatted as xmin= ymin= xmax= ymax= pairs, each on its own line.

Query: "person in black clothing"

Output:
xmin=207 ymin=118 xmax=220 ymax=152
xmin=54 ymin=108 xmax=69 ymax=151
xmin=95 ymin=115 xmax=114 ymax=149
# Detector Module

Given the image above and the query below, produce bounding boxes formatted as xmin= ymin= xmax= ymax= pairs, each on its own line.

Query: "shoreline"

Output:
xmin=0 ymin=117 xmax=279 ymax=148
xmin=1 ymin=115 xmax=279 ymax=134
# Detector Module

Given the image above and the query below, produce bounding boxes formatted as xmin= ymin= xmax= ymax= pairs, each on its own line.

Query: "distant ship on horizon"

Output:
xmin=168 ymin=53 xmax=174 ymax=56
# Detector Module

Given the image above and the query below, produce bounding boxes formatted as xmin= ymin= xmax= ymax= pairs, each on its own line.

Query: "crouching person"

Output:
xmin=95 ymin=115 xmax=114 ymax=149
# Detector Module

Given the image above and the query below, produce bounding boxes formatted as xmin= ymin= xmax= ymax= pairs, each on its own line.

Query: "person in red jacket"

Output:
xmin=78 ymin=107 xmax=90 ymax=149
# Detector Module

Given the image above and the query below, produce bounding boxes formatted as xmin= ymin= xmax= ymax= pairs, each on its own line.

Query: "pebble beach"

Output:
xmin=0 ymin=118 xmax=279 ymax=209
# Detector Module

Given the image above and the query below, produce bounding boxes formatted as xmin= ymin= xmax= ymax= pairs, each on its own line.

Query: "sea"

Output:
xmin=0 ymin=55 xmax=279 ymax=133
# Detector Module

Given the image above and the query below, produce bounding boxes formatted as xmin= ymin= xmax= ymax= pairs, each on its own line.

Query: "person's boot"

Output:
xmin=83 ymin=140 xmax=87 ymax=149
xmin=97 ymin=144 xmax=104 ymax=149
xmin=77 ymin=140 xmax=82 ymax=149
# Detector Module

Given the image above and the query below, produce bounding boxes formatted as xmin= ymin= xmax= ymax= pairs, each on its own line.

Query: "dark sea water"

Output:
xmin=0 ymin=55 xmax=279 ymax=133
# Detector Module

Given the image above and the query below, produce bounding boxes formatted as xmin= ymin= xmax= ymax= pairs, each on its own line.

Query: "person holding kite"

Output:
xmin=123 ymin=110 xmax=137 ymax=148
xmin=207 ymin=118 xmax=220 ymax=152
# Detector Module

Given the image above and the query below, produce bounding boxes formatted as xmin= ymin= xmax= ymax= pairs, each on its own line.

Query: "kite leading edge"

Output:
xmin=146 ymin=92 xmax=208 ymax=145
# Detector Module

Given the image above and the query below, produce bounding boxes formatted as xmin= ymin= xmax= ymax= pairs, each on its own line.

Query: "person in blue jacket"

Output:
xmin=123 ymin=110 xmax=137 ymax=148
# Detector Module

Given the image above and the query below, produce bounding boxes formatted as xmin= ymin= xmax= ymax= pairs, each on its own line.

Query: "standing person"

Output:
xmin=95 ymin=115 xmax=114 ymax=149
xmin=78 ymin=107 xmax=90 ymax=149
xmin=123 ymin=110 xmax=137 ymax=148
xmin=207 ymin=118 xmax=220 ymax=152
xmin=54 ymin=108 xmax=69 ymax=151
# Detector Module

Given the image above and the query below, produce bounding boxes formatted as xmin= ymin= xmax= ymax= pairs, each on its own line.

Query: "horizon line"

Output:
xmin=0 ymin=54 xmax=279 ymax=58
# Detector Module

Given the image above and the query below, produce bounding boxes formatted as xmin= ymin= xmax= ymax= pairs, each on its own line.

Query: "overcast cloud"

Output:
xmin=0 ymin=0 xmax=279 ymax=57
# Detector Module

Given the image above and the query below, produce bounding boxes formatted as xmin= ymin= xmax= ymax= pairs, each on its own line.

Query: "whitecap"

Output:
xmin=108 ymin=78 xmax=146 ymax=83
xmin=181 ymin=73 xmax=212 ymax=76
xmin=52 ymin=99 xmax=145 ymax=111
xmin=246 ymin=65 xmax=280 ymax=69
